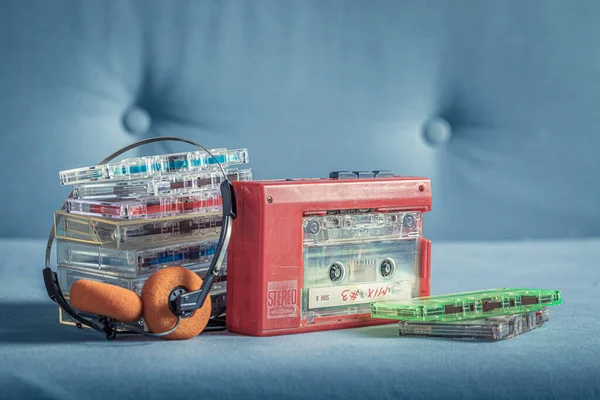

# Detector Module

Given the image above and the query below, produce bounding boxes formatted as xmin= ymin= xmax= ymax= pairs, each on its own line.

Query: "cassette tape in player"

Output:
xmin=226 ymin=171 xmax=432 ymax=336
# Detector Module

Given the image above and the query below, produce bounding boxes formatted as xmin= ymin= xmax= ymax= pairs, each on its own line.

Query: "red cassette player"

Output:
xmin=226 ymin=171 xmax=432 ymax=336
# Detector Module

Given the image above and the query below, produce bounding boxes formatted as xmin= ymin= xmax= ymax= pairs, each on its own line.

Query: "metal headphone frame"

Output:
xmin=43 ymin=136 xmax=237 ymax=340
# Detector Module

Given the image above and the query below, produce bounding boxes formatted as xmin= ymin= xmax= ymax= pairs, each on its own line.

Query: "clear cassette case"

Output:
xmin=54 ymin=210 xmax=221 ymax=249
xmin=59 ymin=148 xmax=249 ymax=185
xmin=72 ymin=168 xmax=252 ymax=201
xmin=56 ymin=238 xmax=224 ymax=278
xmin=303 ymin=210 xmax=422 ymax=244
xmin=57 ymin=264 xmax=226 ymax=297
xmin=65 ymin=189 xmax=222 ymax=219
xmin=301 ymin=211 xmax=423 ymax=324
xmin=57 ymin=266 xmax=226 ymax=330
xmin=398 ymin=308 xmax=550 ymax=340
xmin=371 ymin=288 xmax=562 ymax=322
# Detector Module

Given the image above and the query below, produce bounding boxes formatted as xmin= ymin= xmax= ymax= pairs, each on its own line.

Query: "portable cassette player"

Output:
xmin=226 ymin=171 xmax=432 ymax=336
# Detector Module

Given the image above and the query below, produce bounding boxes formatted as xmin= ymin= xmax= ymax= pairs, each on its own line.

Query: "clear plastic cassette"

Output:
xmin=301 ymin=210 xmax=422 ymax=325
xmin=56 ymin=238 xmax=224 ymax=278
xmin=57 ymin=264 xmax=226 ymax=297
xmin=54 ymin=210 xmax=221 ymax=250
xmin=303 ymin=210 xmax=422 ymax=244
xmin=59 ymin=292 xmax=226 ymax=331
xmin=57 ymin=266 xmax=226 ymax=330
xmin=398 ymin=308 xmax=550 ymax=340
xmin=64 ymin=189 xmax=222 ymax=219
xmin=72 ymin=168 xmax=252 ymax=201
xmin=371 ymin=288 xmax=562 ymax=322
xmin=59 ymin=148 xmax=249 ymax=185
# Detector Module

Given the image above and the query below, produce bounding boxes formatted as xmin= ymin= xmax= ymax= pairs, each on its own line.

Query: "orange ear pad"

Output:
xmin=70 ymin=280 xmax=143 ymax=323
xmin=141 ymin=266 xmax=212 ymax=340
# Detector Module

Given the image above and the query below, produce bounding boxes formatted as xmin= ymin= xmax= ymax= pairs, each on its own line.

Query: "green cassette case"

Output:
xmin=370 ymin=288 xmax=561 ymax=322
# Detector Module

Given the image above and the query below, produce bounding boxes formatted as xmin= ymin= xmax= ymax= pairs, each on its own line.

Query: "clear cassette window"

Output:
xmin=301 ymin=210 xmax=422 ymax=325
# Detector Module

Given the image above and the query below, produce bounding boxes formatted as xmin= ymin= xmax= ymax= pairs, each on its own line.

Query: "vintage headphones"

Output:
xmin=43 ymin=136 xmax=236 ymax=340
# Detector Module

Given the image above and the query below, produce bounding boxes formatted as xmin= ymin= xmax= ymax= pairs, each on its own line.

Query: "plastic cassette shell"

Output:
xmin=64 ymin=189 xmax=223 ymax=220
xmin=57 ymin=266 xmax=226 ymax=330
xmin=54 ymin=210 xmax=221 ymax=250
xmin=59 ymin=292 xmax=227 ymax=331
xmin=59 ymin=148 xmax=249 ymax=186
xmin=57 ymin=264 xmax=227 ymax=298
xmin=226 ymin=175 xmax=432 ymax=336
xmin=371 ymin=288 xmax=562 ymax=322
xmin=302 ymin=211 xmax=424 ymax=324
xmin=71 ymin=168 xmax=252 ymax=201
xmin=56 ymin=238 xmax=224 ymax=278
xmin=398 ymin=308 xmax=550 ymax=340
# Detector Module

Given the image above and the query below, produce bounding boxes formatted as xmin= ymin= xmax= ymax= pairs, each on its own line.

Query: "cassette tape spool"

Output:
xmin=54 ymin=211 xmax=222 ymax=250
xmin=371 ymin=288 xmax=562 ymax=322
xmin=398 ymin=308 xmax=550 ymax=340
xmin=71 ymin=168 xmax=252 ymax=201
xmin=56 ymin=238 xmax=224 ymax=278
xmin=65 ymin=189 xmax=223 ymax=220
xmin=57 ymin=265 xmax=227 ymax=331
xmin=301 ymin=210 xmax=423 ymax=324
xmin=59 ymin=148 xmax=249 ymax=185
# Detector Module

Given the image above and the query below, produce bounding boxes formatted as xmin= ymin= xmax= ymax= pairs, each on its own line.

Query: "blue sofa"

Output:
xmin=0 ymin=1 xmax=598 ymax=399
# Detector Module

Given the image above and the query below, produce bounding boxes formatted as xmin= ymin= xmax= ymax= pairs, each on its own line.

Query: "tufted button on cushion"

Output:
xmin=422 ymin=117 xmax=452 ymax=147
xmin=122 ymin=106 xmax=152 ymax=135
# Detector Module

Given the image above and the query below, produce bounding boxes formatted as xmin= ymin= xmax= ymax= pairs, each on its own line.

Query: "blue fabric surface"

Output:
xmin=2 ymin=1 xmax=600 ymax=241
xmin=0 ymin=238 xmax=598 ymax=400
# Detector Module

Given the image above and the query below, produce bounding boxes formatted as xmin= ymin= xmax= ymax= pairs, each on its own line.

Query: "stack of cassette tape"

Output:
xmin=54 ymin=147 xmax=251 ymax=331
xmin=370 ymin=288 xmax=562 ymax=341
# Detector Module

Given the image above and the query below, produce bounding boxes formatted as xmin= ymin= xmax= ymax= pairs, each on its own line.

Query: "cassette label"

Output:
xmin=266 ymin=280 xmax=298 ymax=319
xmin=307 ymin=280 xmax=411 ymax=309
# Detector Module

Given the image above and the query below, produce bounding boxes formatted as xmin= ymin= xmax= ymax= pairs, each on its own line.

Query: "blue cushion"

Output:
xmin=1 ymin=1 xmax=599 ymax=240
xmin=0 ymin=238 xmax=597 ymax=399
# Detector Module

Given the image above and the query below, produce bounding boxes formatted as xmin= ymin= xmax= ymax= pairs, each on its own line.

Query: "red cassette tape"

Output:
xmin=226 ymin=171 xmax=432 ymax=336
